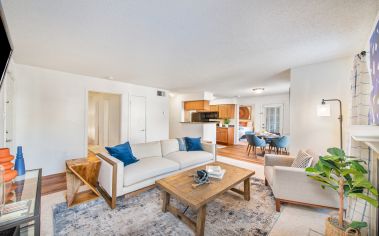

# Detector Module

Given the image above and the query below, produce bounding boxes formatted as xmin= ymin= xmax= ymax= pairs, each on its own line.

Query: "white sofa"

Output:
xmin=96 ymin=139 xmax=216 ymax=208
xmin=264 ymin=150 xmax=344 ymax=212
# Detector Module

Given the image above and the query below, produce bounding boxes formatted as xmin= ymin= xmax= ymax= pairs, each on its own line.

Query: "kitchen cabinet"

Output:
xmin=218 ymin=104 xmax=235 ymax=119
xmin=216 ymin=127 xmax=234 ymax=145
xmin=184 ymin=100 xmax=210 ymax=111
xmin=210 ymin=105 xmax=219 ymax=112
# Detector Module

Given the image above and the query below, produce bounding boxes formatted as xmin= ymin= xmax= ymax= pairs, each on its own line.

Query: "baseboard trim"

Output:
xmin=275 ymin=198 xmax=339 ymax=212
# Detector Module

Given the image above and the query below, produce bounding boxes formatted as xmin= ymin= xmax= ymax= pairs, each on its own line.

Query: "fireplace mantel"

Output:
xmin=350 ymin=125 xmax=379 ymax=154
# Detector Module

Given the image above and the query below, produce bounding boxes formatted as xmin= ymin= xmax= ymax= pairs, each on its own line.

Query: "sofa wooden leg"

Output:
xmin=275 ymin=199 xmax=281 ymax=212
xmin=264 ymin=178 xmax=268 ymax=186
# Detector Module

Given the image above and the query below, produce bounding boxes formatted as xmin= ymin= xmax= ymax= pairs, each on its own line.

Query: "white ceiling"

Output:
xmin=1 ymin=0 xmax=378 ymax=97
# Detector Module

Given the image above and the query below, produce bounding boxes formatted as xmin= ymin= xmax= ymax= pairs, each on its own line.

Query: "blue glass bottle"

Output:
xmin=14 ymin=146 xmax=25 ymax=176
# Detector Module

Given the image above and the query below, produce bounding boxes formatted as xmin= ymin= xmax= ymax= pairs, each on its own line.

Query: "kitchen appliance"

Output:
xmin=191 ymin=112 xmax=218 ymax=122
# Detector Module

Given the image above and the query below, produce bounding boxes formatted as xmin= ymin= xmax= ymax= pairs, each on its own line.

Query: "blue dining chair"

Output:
xmin=272 ymin=136 xmax=289 ymax=154
xmin=247 ymin=134 xmax=267 ymax=156
xmin=246 ymin=134 xmax=254 ymax=153
xmin=244 ymin=131 xmax=255 ymax=151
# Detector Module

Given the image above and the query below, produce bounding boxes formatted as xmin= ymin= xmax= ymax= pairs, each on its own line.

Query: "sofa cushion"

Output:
xmin=131 ymin=141 xmax=162 ymax=159
xmin=164 ymin=151 xmax=213 ymax=169
xmin=161 ymin=139 xmax=179 ymax=156
xmin=123 ymin=157 xmax=180 ymax=186
xmin=264 ymin=166 xmax=274 ymax=187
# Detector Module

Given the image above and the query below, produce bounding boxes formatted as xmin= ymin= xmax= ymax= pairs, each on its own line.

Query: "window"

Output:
xmin=262 ymin=104 xmax=283 ymax=134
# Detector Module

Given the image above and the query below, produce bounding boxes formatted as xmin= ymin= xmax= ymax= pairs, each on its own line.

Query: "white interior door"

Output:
xmin=129 ymin=95 xmax=146 ymax=144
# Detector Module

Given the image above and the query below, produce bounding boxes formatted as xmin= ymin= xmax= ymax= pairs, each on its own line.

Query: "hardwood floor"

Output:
xmin=42 ymin=172 xmax=66 ymax=196
xmin=217 ymin=143 xmax=265 ymax=165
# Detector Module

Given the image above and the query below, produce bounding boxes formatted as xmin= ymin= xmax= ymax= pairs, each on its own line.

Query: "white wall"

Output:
xmin=12 ymin=64 xmax=169 ymax=175
xmin=238 ymin=93 xmax=290 ymax=135
xmin=290 ymin=57 xmax=352 ymax=155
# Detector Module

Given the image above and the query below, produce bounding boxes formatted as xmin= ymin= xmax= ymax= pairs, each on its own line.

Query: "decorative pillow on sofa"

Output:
xmin=105 ymin=142 xmax=138 ymax=166
xmin=305 ymin=149 xmax=320 ymax=167
xmin=184 ymin=137 xmax=203 ymax=151
xmin=176 ymin=138 xmax=187 ymax=151
xmin=291 ymin=150 xmax=313 ymax=168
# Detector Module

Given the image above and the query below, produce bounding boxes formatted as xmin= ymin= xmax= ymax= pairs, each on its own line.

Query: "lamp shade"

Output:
xmin=317 ymin=104 xmax=331 ymax=117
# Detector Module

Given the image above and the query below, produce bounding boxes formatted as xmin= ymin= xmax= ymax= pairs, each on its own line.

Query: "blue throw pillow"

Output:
xmin=184 ymin=137 xmax=203 ymax=151
xmin=105 ymin=142 xmax=138 ymax=166
xmin=177 ymin=138 xmax=187 ymax=151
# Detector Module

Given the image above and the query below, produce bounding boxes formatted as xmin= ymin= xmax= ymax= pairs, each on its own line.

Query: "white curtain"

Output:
xmin=346 ymin=53 xmax=372 ymax=229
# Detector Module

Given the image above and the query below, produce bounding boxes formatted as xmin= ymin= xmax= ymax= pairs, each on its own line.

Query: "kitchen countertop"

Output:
xmin=180 ymin=122 xmax=218 ymax=124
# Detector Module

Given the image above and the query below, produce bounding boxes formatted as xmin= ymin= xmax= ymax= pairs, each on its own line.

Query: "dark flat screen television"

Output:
xmin=0 ymin=13 xmax=12 ymax=89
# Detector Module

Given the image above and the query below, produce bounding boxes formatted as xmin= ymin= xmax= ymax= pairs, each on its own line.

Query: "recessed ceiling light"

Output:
xmin=252 ymin=88 xmax=265 ymax=94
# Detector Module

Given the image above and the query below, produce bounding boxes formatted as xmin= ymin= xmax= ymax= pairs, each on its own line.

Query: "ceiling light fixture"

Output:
xmin=252 ymin=88 xmax=265 ymax=94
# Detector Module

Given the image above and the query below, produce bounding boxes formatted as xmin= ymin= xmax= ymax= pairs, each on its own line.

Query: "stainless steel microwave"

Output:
xmin=191 ymin=112 xmax=219 ymax=122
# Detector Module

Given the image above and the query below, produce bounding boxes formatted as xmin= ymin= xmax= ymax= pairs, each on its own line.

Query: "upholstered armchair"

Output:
xmin=264 ymin=151 xmax=344 ymax=212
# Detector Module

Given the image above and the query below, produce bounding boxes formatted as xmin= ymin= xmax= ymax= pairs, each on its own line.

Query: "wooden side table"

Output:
xmin=65 ymin=155 xmax=101 ymax=207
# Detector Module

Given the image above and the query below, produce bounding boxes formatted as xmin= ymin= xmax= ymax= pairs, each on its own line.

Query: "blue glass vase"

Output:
xmin=14 ymin=146 xmax=25 ymax=176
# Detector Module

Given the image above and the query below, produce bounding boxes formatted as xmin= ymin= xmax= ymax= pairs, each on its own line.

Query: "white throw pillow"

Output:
xmin=291 ymin=150 xmax=313 ymax=168
xmin=305 ymin=149 xmax=320 ymax=167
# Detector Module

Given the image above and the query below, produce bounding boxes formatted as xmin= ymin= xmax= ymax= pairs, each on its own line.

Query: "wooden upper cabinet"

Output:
xmin=218 ymin=104 xmax=235 ymax=119
xmin=227 ymin=104 xmax=235 ymax=118
xmin=184 ymin=100 xmax=210 ymax=111
xmin=210 ymin=105 xmax=219 ymax=112
xmin=218 ymin=105 xmax=227 ymax=119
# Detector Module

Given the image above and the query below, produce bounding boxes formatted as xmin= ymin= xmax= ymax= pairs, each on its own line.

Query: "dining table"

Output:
xmin=256 ymin=133 xmax=281 ymax=140
xmin=256 ymin=133 xmax=281 ymax=153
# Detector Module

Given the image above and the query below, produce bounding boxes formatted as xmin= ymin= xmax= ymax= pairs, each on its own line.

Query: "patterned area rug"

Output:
xmin=53 ymin=178 xmax=279 ymax=236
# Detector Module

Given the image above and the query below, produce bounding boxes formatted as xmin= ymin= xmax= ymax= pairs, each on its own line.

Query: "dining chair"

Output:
xmin=248 ymin=135 xmax=267 ymax=156
xmin=268 ymin=138 xmax=276 ymax=153
xmin=272 ymin=136 xmax=289 ymax=154
xmin=246 ymin=134 xmax=254 ymax=153
xmin=245 ymin=131 xmax=255 ymax=152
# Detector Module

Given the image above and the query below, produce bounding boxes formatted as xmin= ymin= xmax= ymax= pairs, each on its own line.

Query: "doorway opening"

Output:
xmin=87 ymin=91 xmax=121 ymax=150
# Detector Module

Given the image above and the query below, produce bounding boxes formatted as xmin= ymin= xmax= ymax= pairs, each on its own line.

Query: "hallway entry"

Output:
xmin=87 ymin=91 xmax=121 ymax=147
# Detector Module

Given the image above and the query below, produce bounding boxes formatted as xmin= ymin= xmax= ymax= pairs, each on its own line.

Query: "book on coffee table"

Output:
xmin=206 ymin=165 xmax=226 ymax=179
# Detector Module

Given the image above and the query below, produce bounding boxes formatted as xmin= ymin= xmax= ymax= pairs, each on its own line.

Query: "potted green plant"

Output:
xmin=306 ymin=147 xmax=378 ymax=236
xmin=224 ymin=118 xmax=230 ymax=127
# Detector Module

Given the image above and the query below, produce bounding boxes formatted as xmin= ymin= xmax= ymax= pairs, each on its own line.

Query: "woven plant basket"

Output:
xmin=325 ymin=217 xmax=361 ymax=236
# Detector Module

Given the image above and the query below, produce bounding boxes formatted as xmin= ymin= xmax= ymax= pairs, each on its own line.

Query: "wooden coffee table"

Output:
xmin=156 ymin=161 xmax=255 ymax=236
